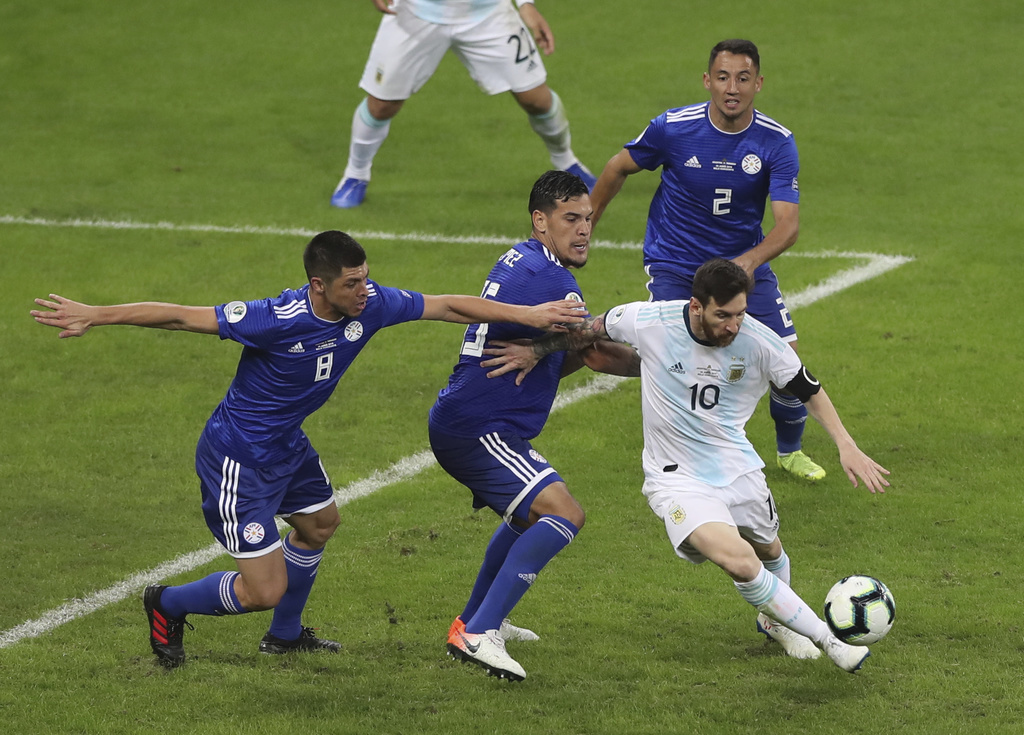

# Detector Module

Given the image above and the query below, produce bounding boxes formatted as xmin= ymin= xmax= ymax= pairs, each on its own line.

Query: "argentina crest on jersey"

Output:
xmin=727 ymin=359 xmax=747 ymax=383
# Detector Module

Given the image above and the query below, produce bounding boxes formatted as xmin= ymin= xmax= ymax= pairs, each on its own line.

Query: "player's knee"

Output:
xmin=514 ymin=84 xmax=553 ymax=116
xmin=564 ymin=504 xmax=585 ymax=530
xmin=299 ymin=517 xmax=340 ymax=548
xmin=290 ymin=507 xmax=342 ymax=548
xmin=723 ymin=555 xmax=764 ymax=584
xmin=237 ymin=578 xmax=287 ymax=612
xmin=366 ymin=95 xmax=403 ymax=121
xmin=531 ymin=483 xmax=585 ymax=529
xmin=313 ymin=521 xmax=340 ymax=547
xmin=752 ymin=537 xmax=783 ymax=561
xmin=705 ymin=540 xmax=764 ymax=582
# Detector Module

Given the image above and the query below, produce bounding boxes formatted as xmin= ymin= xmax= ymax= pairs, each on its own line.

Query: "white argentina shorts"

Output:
xmin=643 ymin=469 xmax=781 ymax=564
xmin=359 ymin=2 xmax=548 ymax=99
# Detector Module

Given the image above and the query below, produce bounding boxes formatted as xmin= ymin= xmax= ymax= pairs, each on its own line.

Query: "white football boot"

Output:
xmin=822 ymin=634 xmax=871 ymax=673
xmin=448 ymin=628 xmax=526 ymax=681
xmin=757 ymin=613 xmax=821 ymax=659
xmin=500 ymin=618 xmax=540 ymax=642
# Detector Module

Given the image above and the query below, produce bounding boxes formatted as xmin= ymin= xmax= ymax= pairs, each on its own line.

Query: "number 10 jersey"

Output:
xmin=604 ymin=300 xmax=802 ymax=486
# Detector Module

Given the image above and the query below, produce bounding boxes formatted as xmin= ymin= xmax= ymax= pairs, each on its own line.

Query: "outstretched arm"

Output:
xmin=480 ymin=313 xmax=630 ymax=384
xmin=31 ymin=294 xmax=219 ymax=338
xmin=482 ymin=337 xmax=639 ymax=385
xmin=590 ymin=149 xmax=643 ymax=229
xmin=804 ymin=387 xmax=890 ymax=493
xmin=529 ymin=312 xmax=610 ymax=355
xmin=419 ymin=294 xmax=584 ymax=330
xmin=579 ymin=340 xmax=641 ymax=377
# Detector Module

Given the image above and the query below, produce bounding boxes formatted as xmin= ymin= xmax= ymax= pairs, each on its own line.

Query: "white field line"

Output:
xmin=0 ymin=216 xmax=912 ymax=649
xmin=1 ymin=214 xmax=909 ymax=263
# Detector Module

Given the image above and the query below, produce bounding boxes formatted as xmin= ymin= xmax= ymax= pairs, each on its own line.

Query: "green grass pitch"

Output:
xmin=2 ymin=0 xmax=1023 ymax=733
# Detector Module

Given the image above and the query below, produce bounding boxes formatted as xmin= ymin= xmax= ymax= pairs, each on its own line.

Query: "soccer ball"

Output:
xmin=823 ymin=575 xmax=896 ymax=645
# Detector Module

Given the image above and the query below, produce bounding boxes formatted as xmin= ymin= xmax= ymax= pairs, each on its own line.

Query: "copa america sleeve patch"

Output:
xmin=224 ymin=301 xmax=248 ymax=323
xmin=605 ymin=304 xmax=627 ymax=326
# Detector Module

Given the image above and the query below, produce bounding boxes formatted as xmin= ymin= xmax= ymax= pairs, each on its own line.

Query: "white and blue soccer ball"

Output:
xmin=823 ymin=575 xmax=896 ymax=645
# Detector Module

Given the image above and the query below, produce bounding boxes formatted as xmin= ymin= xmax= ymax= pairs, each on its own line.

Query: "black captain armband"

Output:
xmin=784 ymin=365 xmax=822 ymax=403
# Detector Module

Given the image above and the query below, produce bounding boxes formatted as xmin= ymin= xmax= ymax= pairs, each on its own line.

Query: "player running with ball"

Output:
xmin=495 ymin=258 xmax=890 ymax=672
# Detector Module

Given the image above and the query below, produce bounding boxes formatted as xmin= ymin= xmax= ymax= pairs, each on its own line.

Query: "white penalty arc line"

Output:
xmin=0 ymin=216 xmax=912 ymax=649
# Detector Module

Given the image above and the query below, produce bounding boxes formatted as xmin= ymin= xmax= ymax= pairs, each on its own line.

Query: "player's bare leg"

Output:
xmin=748 ymin=537 xmax=820 ymax=659
xmin=690 ymin=523 xmax=868 ymax=672
xmin=257 ymin=504 xmax=342 ymax=654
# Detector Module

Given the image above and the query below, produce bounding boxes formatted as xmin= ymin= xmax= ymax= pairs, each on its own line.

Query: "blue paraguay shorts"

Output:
xmin=195 ymin=431 xmax=335 ymax=558
xmin=644 ymin=264 xmax=797 ymax=342
xmin=429 ymin=427 xmax=564 ymax=523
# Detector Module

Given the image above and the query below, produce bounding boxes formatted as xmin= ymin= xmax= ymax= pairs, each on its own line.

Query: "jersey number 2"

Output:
xmin=776 ymin=296 xmax=793 ymax=328
xmin=713 ymin=189 xmax=732 ymax=216
xmin=508 ymin=26 xmax=538 ymax=65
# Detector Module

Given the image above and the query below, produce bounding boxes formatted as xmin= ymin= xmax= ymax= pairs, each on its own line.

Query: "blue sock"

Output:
xmin=160 ymin=571 xmax=245 ymax=618
xmin=461 ymin=522 xmax=524 ymax=623
xmin=465 ymin=515 xmax=578 ymax=634
xmin=770 ymin=387 xmax=808 ymax=454
xmin=268 ymin=534 xmax=324 ymax=641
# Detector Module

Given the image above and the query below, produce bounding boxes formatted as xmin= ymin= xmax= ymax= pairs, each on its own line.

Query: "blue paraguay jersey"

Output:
xmin=625 ymin=102 xmax=799 ymax=277
xmin=203 ymin=281 xmax=424 ymax=467
xmin=429 ymin=239 xmax=585 ymax=440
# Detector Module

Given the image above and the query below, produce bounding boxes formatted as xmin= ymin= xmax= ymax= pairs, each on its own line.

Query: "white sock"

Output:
xmin=342 ymin=98 xmax=391 ymax=182
xmin=528 ymin=90 xmax=577 ymax=169
xmin=763 ymin=549 xmax=791 ymax=586
xmin=735 ymin=564 xmax=830 ymax=645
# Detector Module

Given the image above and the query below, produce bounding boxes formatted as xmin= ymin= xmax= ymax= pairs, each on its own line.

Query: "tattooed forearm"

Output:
xmin=531 ymin=314 xmax=607 ymax=358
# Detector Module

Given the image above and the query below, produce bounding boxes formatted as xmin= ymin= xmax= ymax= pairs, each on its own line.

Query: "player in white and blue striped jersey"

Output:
xmin=331 ymin=0 xmax=596 ymax=209
xmin=429 ymin=170 xmax=636 ymax=681
xmin=32 ymin=230 xmax=584 ymax=669
xmin=518 ymin=258 xmax=890 ymax=672
xmin=590 ymin=39 xmax=827 ymax=485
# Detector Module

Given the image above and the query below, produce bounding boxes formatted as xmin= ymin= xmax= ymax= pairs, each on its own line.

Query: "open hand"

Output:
xmin=31 ymin=294 xmax=94 ymax=338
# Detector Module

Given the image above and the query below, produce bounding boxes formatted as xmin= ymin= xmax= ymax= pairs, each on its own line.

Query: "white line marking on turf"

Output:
xmin=0 ymin=214 xmax=911 ymax=261
xmin=0 ymin=376 xmax=627 ymax=650
xmin=0 ymin=216 xmax=912 ymax=649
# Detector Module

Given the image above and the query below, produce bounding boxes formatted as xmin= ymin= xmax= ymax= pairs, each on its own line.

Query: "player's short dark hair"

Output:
xmin=692 ymin=258 xmax=752 ymax=307
xmin=528 ymin=169 xmax=590 ymax=216
xmin=708 ymin=39 xmax=760 ymax=73
xmin=304 ymin=230 xmax=367 ymax=282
